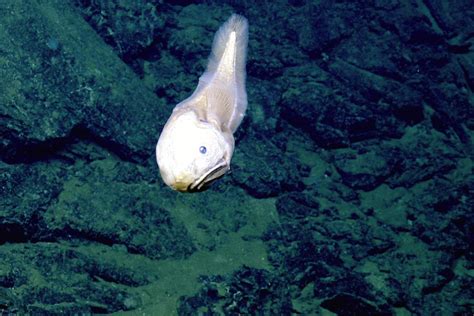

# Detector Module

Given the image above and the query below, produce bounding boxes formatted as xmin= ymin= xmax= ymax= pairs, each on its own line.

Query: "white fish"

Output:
xmin=156 ymin=14 xmax=249 ymax=192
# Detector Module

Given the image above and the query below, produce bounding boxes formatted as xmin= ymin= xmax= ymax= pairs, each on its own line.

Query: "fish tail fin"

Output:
xmin=203 ymin=14 xmax=248 ymax=132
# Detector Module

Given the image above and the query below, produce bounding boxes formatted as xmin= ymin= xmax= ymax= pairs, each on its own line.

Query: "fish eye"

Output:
xmin=199 ymin=146 xmax=207 ymax=154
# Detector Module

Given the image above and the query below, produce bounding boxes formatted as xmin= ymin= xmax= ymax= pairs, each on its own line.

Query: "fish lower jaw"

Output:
xmin=172 ymin=174 xmax=194 ymax=192
xmin=172 ymin=182 xmax=190 ymax=192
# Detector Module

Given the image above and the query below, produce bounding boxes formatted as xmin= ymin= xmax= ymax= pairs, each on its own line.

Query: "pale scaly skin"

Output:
xmin=156 ymin=14 xmax=248 ymax=192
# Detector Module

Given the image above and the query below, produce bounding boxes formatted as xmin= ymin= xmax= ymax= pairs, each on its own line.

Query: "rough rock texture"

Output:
xmin=231 ymin=132 xmax=308 ymax=198
xmin=0 ymin=0 xmax=472 ymax=314
xmin=178 ymin=266 xmax=292 ymax=315
xmin=0 ymin=243 xmax=155 ymax=314
xmin=0 ymin=0 xmax=166 ymax=164
xmin=72 ymin=0 xmax=166 ymax=62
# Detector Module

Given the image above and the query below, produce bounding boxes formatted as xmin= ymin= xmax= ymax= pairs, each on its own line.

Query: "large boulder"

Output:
xmin=0 ymin=0 xmax=166 ymax=163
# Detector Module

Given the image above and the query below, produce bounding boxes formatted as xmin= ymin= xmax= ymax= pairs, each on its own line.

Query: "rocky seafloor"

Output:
xmin=0 ymin=0 xmax=472 ymax=314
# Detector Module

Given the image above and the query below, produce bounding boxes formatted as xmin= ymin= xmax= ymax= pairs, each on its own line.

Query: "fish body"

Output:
xmin=156 ymin=14 xmax=249 ymax=192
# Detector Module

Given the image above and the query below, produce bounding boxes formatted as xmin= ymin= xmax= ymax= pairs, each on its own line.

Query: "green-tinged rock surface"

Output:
xmin=231 ymin=133 xmax=308 ymax=198
xmin=0 ymin=243 xmax=154 ymax=314
xmin=44 ymin=161 xmax=196 ymax=260
xmin=0 ymin=0 xmax=166 ymax=163
xmin=0 ymin=0 xmax=472 ymax=314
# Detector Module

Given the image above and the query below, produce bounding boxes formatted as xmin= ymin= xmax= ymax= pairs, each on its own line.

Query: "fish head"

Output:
xmin=156 ymin=110 xmax=233 ymax=192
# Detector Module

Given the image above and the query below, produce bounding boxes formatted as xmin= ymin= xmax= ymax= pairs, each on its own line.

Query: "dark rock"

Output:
xmin=0 ymin=266 xmax=27 ymax=289
xmin=240 ymin=2 xmax=307 ymax=79
xmin=420 ymin=79 xmax=472 ymax=143
xmin=382 ymin=129 xmax=459 ymax=189
xmin=368 ymin=0 xmax=472 ymax=142
xmin=408 ymin=178 xmax=473 ymax=255
xmin=0 ymin=243 xmax=152 ymax=313
xmin=26 ymin=302 xmax=91 ymax=315
xmin=321 ymin=293 xmax=391 ymax=316
xmin=223 ymin=267 xmax=292 ymax=315
xmin=276 ymin=192 xmax=320 ymax=219
xmin=1 ymin=146 xmax=191 ymax=261
xmin=456 ymin=55 xmax=474 ymax=94
xmin=327 ymin=58 xmax=424 ymax=127
xmin=383 ymin=246 xmax=471 ymax=315
xmin=0 ymin=0 xmax=166 ymax=164
xmin=143 ymin=51 xmax=197 ymax=106
xmin=279 ymin=65 xmax=351 ymax=148
xmin=267 ymin=193 xmax=344 ymax=288
xmin=266 ymin=191 xmax=398 ymax=312
xmin=423 ymin=0 xmax=474 ymax=37
xmin=278 ymin=0 xmax=473 ymax=151
xmin=334 ymin=149 xmax=392 ymax=191
xmin=167 ymin=5 xmax=232 ymax=69
xmin=231 ymin=133 xmax=307 ymax=198
xmin=332 ymin=25 xmax=408 ymax=81
xmin=324 ymin=219 xmax=396 ymax=259
xmin=279 ymin=62 xmax=416 ymax=148
xmin=44 ymin=158 xmax=195 ymax=260
xmin=0 ymin=161 xmax=66 ymax=244
xmin=292 ymin=2 xmax=358 ymax=57
xmin=178 ymin=266 xmax=292 ymax=316
xmin=422 ymin=266 xmax=454 ymax=295
xmin=244 ymin=77 xmax=283 ymax=136
xmin=73 ymin=0 xmax=166 ymax=61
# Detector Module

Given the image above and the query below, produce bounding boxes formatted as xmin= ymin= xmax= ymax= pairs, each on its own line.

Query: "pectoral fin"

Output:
xmin=204 ymin=85 xmax=234 ymax=128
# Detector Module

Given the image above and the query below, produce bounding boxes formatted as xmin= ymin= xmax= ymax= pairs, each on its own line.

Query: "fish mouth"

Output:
xmin=188 ymin=159 xmax=229 ymax=192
